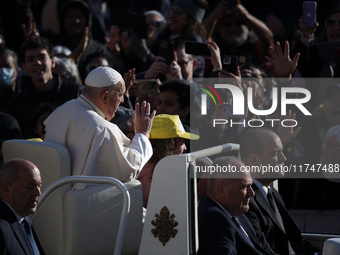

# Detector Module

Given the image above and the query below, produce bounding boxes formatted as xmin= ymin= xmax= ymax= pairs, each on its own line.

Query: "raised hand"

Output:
xmin=22 ymin=18 xmax=40 ymax=39
xmin=134 ymin=101 xmax=156 ymax=138
xmin=277 ymin=110 xmax=301 ymax=146
xmin=266 ymin=41 xmax=300 ymax=79
xmin=105 ymin=25 xmax=121 ymax=57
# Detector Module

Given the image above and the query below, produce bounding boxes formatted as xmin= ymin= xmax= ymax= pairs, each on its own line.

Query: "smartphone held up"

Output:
xmin=303 ymin=1 xmax=317 ymax=28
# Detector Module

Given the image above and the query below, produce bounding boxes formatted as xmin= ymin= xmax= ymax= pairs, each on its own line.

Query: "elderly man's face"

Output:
xmin=219 ymin=16 xmax=248 ymax=47
xmin=4 ymin=164 xmax=42 ymax=217
xmin=220 ymin=161 xmax=254 ymax=216
xmin=106 ymin=81 xmax=125 ymax=120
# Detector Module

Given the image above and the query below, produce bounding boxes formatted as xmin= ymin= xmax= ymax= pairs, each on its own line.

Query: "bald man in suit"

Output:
xmin=198 ymin=156 xmax=272 ymax=255
xmin=240 ymin=128 xmax=320 ymax=255
xmin=0 ymin=158 xmax=45 ymax=254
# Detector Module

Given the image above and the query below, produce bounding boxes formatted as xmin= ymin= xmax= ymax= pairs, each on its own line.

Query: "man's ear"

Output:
xmin=50 ymin=56 xmax=56 ymax=69
xmin=102 ymin=91 xmax=109 ymax=103
xmin=216 ymin=181 xmax=226 ymax=198
xmin=192 ymin=58 xmax=198 ymax=71
xmin=1 ymin=181 xmax=10 ymax=197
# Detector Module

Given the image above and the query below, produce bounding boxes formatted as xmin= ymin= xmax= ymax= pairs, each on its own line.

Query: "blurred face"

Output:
xmin=176 ymin=48 xmax=196 ymax=83
xmin=174 ymin=137 xmax=187 ymax=154
xmin=326 ymin=13 xmax=340 ymax=42
xmin=146 ymin=14 xmax=164 ymax=41
xmin=168 ymin=6 xmax=190 ymax=35
xmin=220 ymin=161 xmax=254 ymax=216
xmin=219 ymin=16 xmax=248 ymax=46
xmin=157 ymin=90 xmax=181 ymax=115
xmin=322 ymin=135 xmax=340 ymax=164
xmin=2 ymin=163 xmax=42 ymax=217
xmin=157 ymin=90 xmax=189 ymax=122
xmin=323 ymin=92 xmax=340 ymax=126
xmin=0 ymin=53 xmax=18 ymax=87
xmin=35 ymin=111 xmax=52 ymax=139
xmin=0 ymin=53 xmax=17 ymax=72
xmin=104 ymin=81 xmax=125 ymax=120
xmin=84 ymin=57 xmax=110 ymax=79
xmin=64 ymin=6 xmax=87 ymax=37
xmin=22 ymin=48 xmax=55 ymax=86
xmin=256 ymin=131 xmax=286 ymax=179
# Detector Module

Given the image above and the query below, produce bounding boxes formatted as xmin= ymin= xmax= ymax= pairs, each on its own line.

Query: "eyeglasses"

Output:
xmin=169 ymin=9 xmax=186 ymax=17
xmin=221 ymin=18 xmax=245 ymax=27
xmin=325 ymin=19 xmax=340 ymax=28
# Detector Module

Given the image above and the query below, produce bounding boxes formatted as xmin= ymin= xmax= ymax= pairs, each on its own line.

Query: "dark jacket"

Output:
xmin=198 ymin=196 xmax=271 ymax=255
xmin=0 ymin=198 xmax=45 ymax=255
xmin=7 ymin=73 xmax=82 ymax=139
xmin=246 ymin=183 xmax=320 ymax=255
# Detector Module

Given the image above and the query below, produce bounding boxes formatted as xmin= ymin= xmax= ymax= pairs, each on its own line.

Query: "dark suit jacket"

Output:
xmin=0 ymin=198 xmax=45 ymax=255
xmin=246 ymin=183 xmax=306 ymax=255
xmin=198 ymin=196 xmax=270 ymax=255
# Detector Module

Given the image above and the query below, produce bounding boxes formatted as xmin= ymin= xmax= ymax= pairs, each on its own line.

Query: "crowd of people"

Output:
xmin=1 ymin=0 xmax=340 ymax=254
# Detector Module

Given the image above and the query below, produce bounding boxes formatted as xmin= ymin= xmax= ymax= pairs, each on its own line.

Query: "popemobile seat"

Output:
xmin=2 ymin=139 xmax=144 ymax=255
xmin=323 ymin=238 xmax=340 ymax=255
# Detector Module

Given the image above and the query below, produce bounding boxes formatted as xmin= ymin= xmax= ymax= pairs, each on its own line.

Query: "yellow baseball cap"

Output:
xmin=149 ymin=114 xmax=199 ymax=140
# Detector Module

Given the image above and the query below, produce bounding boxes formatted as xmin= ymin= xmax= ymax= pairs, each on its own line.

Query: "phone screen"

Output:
xmin=185 ymin=41 xmax=211 ymax=56
xmin=303 ymin=1 xmax=317 ymax=28
xmin=222 ymin=55 xmax=238 ymax=75
xmin=128 ymin=12 xmax=148 ymax=39
xmin=159 ymin=41 xmax=175 ymax=65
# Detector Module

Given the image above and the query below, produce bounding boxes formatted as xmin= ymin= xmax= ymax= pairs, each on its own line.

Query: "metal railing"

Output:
xmin=32 ymin=176 xmax=131 ymax=255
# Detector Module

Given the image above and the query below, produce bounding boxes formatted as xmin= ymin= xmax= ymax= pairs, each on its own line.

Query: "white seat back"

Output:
xmin=323 ymin=238 xmax=340 ymax=255
xmin=2 ymin=139 xmax=143 ymax=255
xmin=3 ymin=139 xmax=70 ymax=254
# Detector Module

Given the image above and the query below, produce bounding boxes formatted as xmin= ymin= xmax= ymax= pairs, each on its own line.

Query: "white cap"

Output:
xmin=85 ymin=66 xmax=122 ymax=87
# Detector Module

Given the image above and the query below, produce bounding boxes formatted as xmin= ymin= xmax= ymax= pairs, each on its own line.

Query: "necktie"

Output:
xmin=22 ymin=219 xmax=40 ymax=255
xmin=267 ymin=189 xmax=295 ymax=254
xmin=266 ymin=188 xmax=277 ymax=213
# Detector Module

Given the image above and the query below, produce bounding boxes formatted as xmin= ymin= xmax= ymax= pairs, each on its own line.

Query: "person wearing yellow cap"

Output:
xmin=137 ymin=114 xmax=199 ymax=208
xmin=44 ymin=66 xmax=156 ymax=190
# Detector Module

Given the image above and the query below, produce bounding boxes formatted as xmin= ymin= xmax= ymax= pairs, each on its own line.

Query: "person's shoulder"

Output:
xmin=59 ymin=79 xmax=83 ymax=90
xmin=199 ymin=197 xmax=226 ymax=216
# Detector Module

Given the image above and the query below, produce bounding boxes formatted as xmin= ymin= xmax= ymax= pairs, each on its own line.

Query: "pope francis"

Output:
xmin=44 ymin=66 xmax=156 ymax=190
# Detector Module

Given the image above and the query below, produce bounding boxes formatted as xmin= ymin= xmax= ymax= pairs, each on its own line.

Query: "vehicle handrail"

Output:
xmin=188 ymin=143 xmax=240 ymax=161
xmin=31 ymin=176 xmax=131 ymax=255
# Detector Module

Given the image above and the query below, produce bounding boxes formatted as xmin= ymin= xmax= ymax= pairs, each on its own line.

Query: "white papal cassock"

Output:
xmin=44 ymin=94 xmax=152 ymax=190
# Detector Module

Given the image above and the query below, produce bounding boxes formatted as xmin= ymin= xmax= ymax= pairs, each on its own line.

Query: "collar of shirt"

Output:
xmin=79 ymin=94 xmax=106 ymax=118
xmin=253 ymin=178 xmax=274 ymax=206
xmin=252 ymin=178 xmax=270 ymax=198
